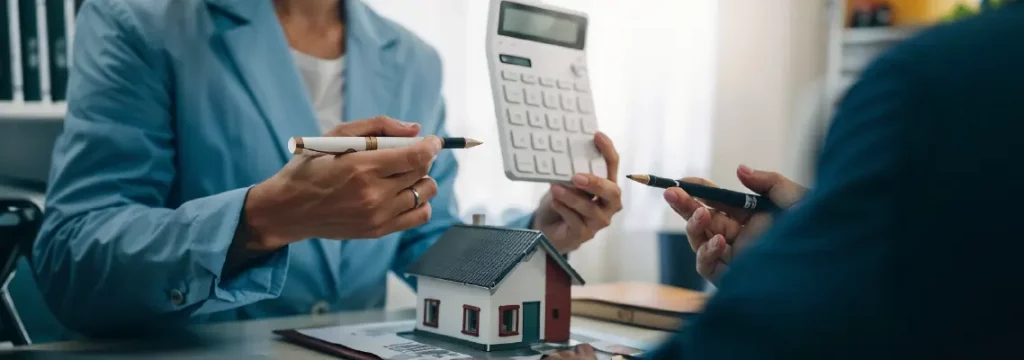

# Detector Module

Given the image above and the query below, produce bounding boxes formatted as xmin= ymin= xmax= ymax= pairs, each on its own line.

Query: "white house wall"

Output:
xmin=489 ymin=247 xmax=548 ymax=345
xmin=415 ymin=277 xmax=495 ymax=343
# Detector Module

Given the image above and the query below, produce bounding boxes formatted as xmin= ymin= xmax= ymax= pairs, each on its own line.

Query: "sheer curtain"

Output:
xmin=366 ymin=0 xmax=718 ymax=307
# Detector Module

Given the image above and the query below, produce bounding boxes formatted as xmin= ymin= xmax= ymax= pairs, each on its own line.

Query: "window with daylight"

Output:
xmin=499 ymin=305 xmax=520 ymax=336
xmin=462 ymin=305 xmax=480 ymax=336
xmin=423 ymin=299 xmax=439 ymax=327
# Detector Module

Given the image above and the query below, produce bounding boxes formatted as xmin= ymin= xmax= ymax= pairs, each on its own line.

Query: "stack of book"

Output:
xmin=2 ymin=0 xmax=84 ymax=106
xmin=571 ymin=282 xmax=708 ymax=332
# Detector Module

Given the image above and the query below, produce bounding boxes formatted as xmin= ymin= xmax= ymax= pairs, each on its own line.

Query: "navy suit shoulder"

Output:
xmin=651 ymin=4 xmax=1024 ymax=359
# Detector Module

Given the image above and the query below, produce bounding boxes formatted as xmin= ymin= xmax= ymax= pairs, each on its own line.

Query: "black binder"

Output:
xmin=46 ymin=0 xmax=66 ymax=101
xmin=0 ymin=2 xmax=12 ymax=100
xmin=17 ymin=0 xmax=40 ymax=102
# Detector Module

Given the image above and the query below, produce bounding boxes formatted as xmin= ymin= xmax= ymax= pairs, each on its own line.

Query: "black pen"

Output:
xmin=626 ymin=174 xmax=780 ymax=212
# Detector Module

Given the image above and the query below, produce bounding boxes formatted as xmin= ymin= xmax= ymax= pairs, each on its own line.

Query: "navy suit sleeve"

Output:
xmin=650 ymin=51 xmax=934 ymax=358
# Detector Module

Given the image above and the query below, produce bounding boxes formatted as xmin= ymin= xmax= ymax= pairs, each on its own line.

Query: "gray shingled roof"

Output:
xmin=405 ymin=225 xmax=585 ymax=289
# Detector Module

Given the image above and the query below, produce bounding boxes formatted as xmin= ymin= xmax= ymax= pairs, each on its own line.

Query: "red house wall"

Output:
xmin=544 ymin=255 xmax=571 ymax=342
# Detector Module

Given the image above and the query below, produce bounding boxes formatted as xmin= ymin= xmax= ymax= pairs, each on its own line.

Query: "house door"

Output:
xmin=523 ymin=301 xmax=540 ymax=344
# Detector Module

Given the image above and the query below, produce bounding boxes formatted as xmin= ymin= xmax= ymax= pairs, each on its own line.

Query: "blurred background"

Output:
xmin=0 ymin=0 xmax=989 ymax=313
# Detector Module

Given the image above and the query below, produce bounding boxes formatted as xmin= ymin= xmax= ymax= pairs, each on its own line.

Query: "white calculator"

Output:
xmin=486 ymin=0 xmax=605 ymax=183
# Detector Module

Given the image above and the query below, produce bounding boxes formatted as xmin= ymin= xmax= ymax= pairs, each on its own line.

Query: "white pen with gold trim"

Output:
xmin=288 ymin=136 xmax=482 ymax=155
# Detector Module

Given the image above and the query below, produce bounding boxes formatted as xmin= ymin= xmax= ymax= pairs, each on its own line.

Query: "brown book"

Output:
xmin=571 ymin=282 xmax=708 ymax=332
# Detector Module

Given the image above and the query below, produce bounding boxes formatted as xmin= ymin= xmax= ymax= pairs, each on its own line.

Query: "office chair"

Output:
xmin=0 ymin=199 xmax=42 ymax=346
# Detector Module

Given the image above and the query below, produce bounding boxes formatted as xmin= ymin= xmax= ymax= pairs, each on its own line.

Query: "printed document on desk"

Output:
xmin=281 ymin=320 xmax=647 ymax=360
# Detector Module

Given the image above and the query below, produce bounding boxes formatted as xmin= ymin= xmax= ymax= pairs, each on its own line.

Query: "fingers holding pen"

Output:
xmin=696 ymin=234 xmax=732 ymax=281
xmin=356 ymin=135 xmax=441 ymax=177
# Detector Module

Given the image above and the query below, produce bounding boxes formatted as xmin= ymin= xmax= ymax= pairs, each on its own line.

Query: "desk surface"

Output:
xmin=1 ymin=309 xmax=670 ymax=359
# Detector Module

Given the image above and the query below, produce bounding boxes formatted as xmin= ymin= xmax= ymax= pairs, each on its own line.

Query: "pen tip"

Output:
xmin=626 ymin=174 xmax=648 ymax=184
xmin=465 ymin=139 xmax=483 ymax=148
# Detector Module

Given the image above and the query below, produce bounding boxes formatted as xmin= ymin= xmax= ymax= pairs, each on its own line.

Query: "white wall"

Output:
xmin=414 ymin=277 xmax=494 ymax=344
xmin=709 ymin=0 xmax=828 ymax=189
xmin=490 ymin=247 xmax=548 ymax=345
xmin=660 ymin=0 xmax=829 ymax=233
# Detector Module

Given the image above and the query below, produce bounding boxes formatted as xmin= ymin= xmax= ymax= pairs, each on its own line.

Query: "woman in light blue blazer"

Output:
xmin=29 ymin=0 xmax=622 ymax=338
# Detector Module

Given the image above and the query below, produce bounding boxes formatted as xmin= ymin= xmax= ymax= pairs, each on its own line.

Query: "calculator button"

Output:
xmin=560 ymin=94 xmax=576 ymax=112
xmin=503 ymin=85 xmax=523 ymax=104
xmin=515 ymin=153 xmax=535 ymax=173
xmin=574 ymin=81 xmax=591 ymax=93
xmin=510 ymin=128 xmax=530 ymax=148
xmin=543 ymin=91 xmax=559 ymax=109
xmin=591 ymin=158 xmax=608 ymax=178
xmin=572 ymin=156 xmax=590 ymax=175
xmin=564 ymin=116 xmax=581 ymax=132
xmin=506 ymin=107 xmax=526 ymax=125
xmin=578 ymin=95 xmax=594 ymax=114
xmin=553 ymin=155 xmax=572 ymax=175
xmin=550 ymin=136 xmax=567 ymax=153
xmin=571 ymin=63 xmax=588 ymax=78
xmin=546 ymin=113 xmax=563 ymax=130
xmin=527 ymin=110 xmax=545 ymax=128
xmin=540 ymin=77 xmax=556 ymax=87
xmin=570 ymin=139 xmax=597 ymax=174
xmin=557 ymin=79 xmax=573 ymax=90
xmin=536 ymin=156 xmax=553 ymax=174
xmin=531 ymin=132 xmax=549 ymax=150
xmin=502 ymin=70 xmax=519 ymax=81
xmin=525 ymin=88 xmax=542 ymax=107
xmin=521 ymin=73 xmax=538 ymax=84
xmin=581 ymin=115 xmax=598 ymax=134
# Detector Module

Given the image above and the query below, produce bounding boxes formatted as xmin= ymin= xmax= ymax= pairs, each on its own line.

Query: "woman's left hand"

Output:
xmin=533 ymin=132 xmax=622 ymax=253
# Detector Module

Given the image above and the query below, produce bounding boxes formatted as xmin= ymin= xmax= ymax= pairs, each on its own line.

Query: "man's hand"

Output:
xmin=240 ymin=116 xmax=441 ymax=251
xmin=663 ymin=165 xmax=807 ymax=283
xmin=533 ymin=132 xmax=623 ymax=253
xmin=542 ymin=344 xmax=598 ymax=360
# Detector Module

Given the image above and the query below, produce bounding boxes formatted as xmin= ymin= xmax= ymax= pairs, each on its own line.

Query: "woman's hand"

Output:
xmin=533 ymin=132 xmax=623 ymax=253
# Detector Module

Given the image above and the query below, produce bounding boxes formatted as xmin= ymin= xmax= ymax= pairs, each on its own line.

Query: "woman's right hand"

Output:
xmin=663 ymin=165 xmax=807 ymax=284
xmin=241 ymin=116 xmax=442 ymax=251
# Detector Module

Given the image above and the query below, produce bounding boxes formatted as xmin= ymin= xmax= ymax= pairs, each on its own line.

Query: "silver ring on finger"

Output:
xmin=408 ymin=187 xmax=421 ymax=209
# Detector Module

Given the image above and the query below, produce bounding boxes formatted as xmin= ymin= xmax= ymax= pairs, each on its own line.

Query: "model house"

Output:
xmin=405 ymin=224 xmax=585 ymax=352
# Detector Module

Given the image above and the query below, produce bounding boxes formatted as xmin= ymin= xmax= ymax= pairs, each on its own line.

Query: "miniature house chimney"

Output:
xmin=472 ymin=214 xmax=486 ymax=226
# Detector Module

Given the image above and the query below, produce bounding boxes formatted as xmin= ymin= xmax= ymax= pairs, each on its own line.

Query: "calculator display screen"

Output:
xmin=499 ymin=2 xmax=587 ymax=50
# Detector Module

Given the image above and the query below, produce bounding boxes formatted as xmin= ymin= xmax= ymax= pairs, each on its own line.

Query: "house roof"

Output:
xmin=405 ymin=224 xmax=585 ymax=289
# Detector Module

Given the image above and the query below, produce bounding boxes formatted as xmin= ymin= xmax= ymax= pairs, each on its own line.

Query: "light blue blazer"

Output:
xmin=25 ymin=0 xmax=530 ymax=339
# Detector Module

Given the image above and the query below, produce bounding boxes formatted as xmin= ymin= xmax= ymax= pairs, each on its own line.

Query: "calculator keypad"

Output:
xmin=499 ymin=68 xmax=601 ymax=182
xmin=546 ymin=113 xmax=563 ymax=130
xmin=525 ymin=89 xmax=542 ymax=107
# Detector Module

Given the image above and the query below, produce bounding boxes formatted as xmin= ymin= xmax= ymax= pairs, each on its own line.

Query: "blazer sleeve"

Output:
xmin=649 ymin=51 xmax=933 ymax=358
xmin=32 ymin=1 xmax=288 ymax=336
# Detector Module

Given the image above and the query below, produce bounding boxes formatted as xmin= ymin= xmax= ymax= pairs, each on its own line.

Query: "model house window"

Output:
xmin=462 ymin=305 xmax=480 ymax=336
xmin=423 ymin=299 xmax=440 ymax=327
xmin=499 ymin=305 xmax=520 ymax=336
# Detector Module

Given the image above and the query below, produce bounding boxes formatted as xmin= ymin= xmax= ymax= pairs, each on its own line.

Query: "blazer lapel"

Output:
xmin=342 ymin=0 xmax=400 ymax=122
xmin=206 ymin=0 xmax=320 ymax=162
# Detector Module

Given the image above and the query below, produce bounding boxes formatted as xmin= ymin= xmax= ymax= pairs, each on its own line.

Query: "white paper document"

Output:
xmin=293 ymin=320 xmax=647 ymax=360
xmin=298 ymin=320 xmax=473 ymax=359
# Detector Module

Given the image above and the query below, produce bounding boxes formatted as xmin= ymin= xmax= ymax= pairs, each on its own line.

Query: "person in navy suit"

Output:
xmin=550 ymin=2 xmax=1024 ymax=359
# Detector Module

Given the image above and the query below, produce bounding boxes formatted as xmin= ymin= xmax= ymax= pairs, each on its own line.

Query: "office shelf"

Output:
xmin=842 ymin=26 xmax=924 ymax=45
xmin=0 ymin=102 xmax=67 ymax=121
